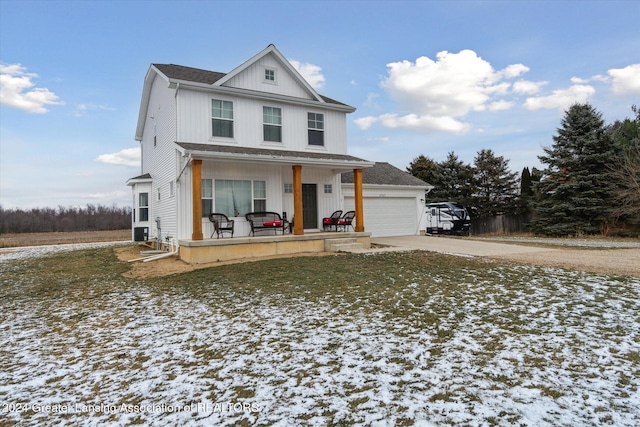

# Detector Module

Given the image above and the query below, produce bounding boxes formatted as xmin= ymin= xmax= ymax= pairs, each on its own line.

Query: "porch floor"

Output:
xmin=178 ymin=231 xmax=371 ymax=264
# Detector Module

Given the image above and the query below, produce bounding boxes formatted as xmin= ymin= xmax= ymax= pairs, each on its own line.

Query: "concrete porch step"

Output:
xmin=325 ymin=238 xmax=364 ymax=252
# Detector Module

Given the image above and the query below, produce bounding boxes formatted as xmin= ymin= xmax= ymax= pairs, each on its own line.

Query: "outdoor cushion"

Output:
xmin=263 ymin=221 xmax=282 ymax=227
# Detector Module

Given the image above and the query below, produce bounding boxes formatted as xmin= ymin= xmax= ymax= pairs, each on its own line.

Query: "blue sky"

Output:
xmin=1 ymin=0 xmax=639 ymax=210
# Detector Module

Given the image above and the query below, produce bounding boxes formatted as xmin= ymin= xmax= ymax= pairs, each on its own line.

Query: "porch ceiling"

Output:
xmin=176 ymin=142 xmax=374 ymax=171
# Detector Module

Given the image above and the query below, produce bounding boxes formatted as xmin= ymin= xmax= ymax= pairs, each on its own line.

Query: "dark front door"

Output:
xmin=302 ymin=184 xmax=318 ymax=229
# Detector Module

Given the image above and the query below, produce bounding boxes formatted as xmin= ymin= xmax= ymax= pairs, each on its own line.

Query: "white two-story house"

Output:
xmin=127 ymin=44 xmax=430 ymax=250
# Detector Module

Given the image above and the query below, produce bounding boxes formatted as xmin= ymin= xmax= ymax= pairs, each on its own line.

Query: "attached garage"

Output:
xmin=345 ymin=196 xmax=419 ymax=237
xmin=342 ymin=162 xmax=432 ymax=237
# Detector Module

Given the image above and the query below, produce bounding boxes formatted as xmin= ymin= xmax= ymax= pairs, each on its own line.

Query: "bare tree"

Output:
xmin=609 ymin=143 xmax=640 ymax=226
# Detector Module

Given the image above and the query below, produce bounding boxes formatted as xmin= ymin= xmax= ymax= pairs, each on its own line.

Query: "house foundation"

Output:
xmin=178 ymin=232 xmax=371 ymax=264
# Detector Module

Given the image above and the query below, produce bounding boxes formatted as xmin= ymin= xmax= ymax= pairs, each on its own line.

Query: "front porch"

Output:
xmin=178 ymin=231 xmax=371 ymax=264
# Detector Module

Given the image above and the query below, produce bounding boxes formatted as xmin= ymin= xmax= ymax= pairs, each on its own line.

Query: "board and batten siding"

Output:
xmin=223 ymin=54 xmax=311 ymax=99
xmin=192 ymin=163 xmax=342 ymax=236
xmin=281 ymin=166 xmax=342 ymax=229
xmin=176 ymin=89 xmax=348 ymax=154
xmin=197 ymin=161 xmax=283 ymax=237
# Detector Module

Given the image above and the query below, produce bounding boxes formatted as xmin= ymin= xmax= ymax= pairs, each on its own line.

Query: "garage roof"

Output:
xmin=342 ymin=162 xmax=431 ymax=187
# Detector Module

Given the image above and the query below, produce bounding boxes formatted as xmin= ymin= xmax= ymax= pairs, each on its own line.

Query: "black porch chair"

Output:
xmin=209 ymin=213 xmax=235 ymax=238
xmin=336 ymin=211 xmax=355 ymax=232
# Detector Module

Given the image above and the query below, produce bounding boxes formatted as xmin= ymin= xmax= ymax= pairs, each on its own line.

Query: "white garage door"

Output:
xmin=345 ymin=197 xmax=417 ymax=237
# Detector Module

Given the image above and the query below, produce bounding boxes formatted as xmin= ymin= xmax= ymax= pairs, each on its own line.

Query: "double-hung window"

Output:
xmin=212 ymin=99 xmax=234 ymax=138
xmin=253 ymin=181 xmax=266 ymax=211
xmin=201 ymin=179 xmax=213 ymax=218
xmin=139 ymin=193 xmax=149 ymax=222
xmin=308 ymin=112 xmax=324 ymax=146
xmin=263 ymin=106 xmax=282 ymax=142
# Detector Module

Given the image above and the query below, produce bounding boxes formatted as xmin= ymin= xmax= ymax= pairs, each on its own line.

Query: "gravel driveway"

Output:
xmin=371 ymin=236 xmax=640 ymax=278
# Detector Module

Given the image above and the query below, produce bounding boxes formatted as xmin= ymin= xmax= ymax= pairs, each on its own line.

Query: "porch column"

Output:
xmin=354 ymin=168 xmax=365 ymax=232
xmin=191 ymin=159 xmax=203 ymax=240
xmin=292 ymin=165 xmax=304 ymax=235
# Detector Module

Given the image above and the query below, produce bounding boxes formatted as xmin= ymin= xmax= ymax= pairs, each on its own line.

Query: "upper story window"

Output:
xmin=264 ymin=68 xmax=276 ymax=82
xmin=212 ymin=99 xmax=234 ymax=138
xmin=308 ymin=112 xmax=324 ymax=146
xmin=263 ymin=106 xmax=282 ymax=142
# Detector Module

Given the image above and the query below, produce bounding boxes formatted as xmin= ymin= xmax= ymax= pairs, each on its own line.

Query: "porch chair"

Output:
xmin=322 ymin=210 xmax=343 ymax=231
xmin=336 ymin=211 xmax=355 ymax=232
xmin=209 ymin=213 xmax=235 ymax=238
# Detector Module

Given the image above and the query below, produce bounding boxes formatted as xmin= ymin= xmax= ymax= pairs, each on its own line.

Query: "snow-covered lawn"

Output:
xmin=1 ymin=247 xmax=639 ymax=426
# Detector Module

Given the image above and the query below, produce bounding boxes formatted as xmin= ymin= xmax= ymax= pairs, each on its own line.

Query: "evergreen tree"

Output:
xmin=517 ymin=166 xmax=535 ymax=214
xmin=472 ymin=149 xmax=519 ymax=218
xmin=520 ymin=167 xmax=533 ymax=198
xmin=533 ymin=103 xmax=618 ymax=236
xmin=406 ymin=155 xmax=438 ymax=185
xmin=428 ymin=152 xmax=475 ymax=207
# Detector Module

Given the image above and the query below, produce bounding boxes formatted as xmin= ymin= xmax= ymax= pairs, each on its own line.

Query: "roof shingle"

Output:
xmin=152 ymin=63 xmax=348 ymax=107
xmin=342 ymin=162 xmax=430 ymax=187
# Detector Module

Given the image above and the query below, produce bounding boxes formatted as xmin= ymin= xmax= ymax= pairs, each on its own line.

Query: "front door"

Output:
xmin=302 ymin=184 xmax=318 ymax=229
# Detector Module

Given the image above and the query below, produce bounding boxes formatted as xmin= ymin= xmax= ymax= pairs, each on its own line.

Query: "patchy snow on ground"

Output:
xmin=0 ymin=241 xmax=130 ymax=262
xmin=1 ymin=250 xmax=639 ymax=426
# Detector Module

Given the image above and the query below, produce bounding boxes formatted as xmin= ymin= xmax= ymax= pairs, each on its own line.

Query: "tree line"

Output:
xmin=407 ymin=104 xmax=640 ymax=237
xmin=0 ymin=204 xmax=131 ymax=234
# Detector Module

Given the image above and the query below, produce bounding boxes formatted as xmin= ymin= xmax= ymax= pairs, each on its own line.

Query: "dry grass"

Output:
xmin=1 ymin=246 xmax=639 ymax=426
xmin=0 ymin=230 xmax=130 ymax=248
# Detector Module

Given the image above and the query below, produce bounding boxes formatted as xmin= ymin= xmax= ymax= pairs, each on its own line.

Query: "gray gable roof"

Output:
xmin=342 ymin=162 xmax=431 ymax=187
xmin=152 ymin=63 xmax=349 ymax=107
xmin=129 ymin=173 xmax=152 ymax=180
xmin=153 ymin=64 xmax=225 ymax=85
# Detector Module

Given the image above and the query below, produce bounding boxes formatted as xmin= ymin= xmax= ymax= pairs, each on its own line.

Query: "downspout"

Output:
xmin=127 ymin=237 xmax=179 ymax=262
xmin=143 ymin=237 xmax=179 ymax=262
xmin=417 ymin=187 xmax=432 ymax=235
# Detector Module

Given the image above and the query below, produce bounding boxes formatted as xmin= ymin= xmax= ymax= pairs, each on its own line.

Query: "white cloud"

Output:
xmin=523 ymin=84 xmax=595 ymax=111
xmin=73 ymin=103 xmax=115 ymax=117
xmin=95 ymin=147 xmax=140 ymax=167
xmin=289 ymin=60 xmax=325 ymax=90
xmin=488 ymin=100 xmax=514 ymax=111
xmin=500 ymin=63 xmax=530 ymax=79
xmin=377 ymin=113 xmax=469 ymax=133
xmin=512 ymin=80 xmax=546 ymax=95
xmin=363 ymin=92 xmax=380 ymax=108
xmin=360 ymin=49 xmax=531 ymax=134
xmin=0 ymin=63 xmax=64 ymax=113
xmin=354 ymin=116 xmax=379 ymax=130
xmin=608 ymin=64 xmax=640 ymax=95
xmin=86 ymin=189 xmax=131 ymax=202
